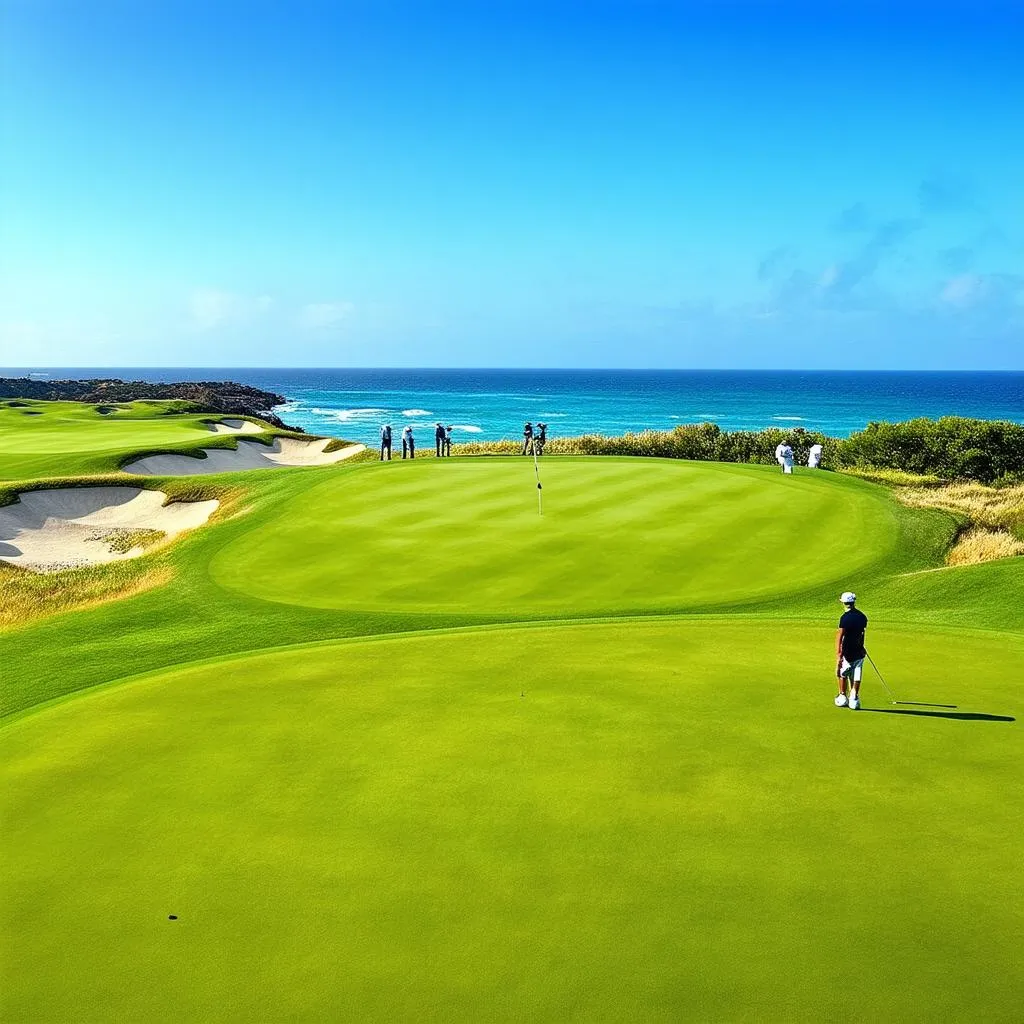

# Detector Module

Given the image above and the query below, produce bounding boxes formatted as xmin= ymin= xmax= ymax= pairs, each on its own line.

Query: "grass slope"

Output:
xmin=3 ymin=621 xmax=1021 ymax=1022
xmin=0 ymin=400 xmax=264 ymax=480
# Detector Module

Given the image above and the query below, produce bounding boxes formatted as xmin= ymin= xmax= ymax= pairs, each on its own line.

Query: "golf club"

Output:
xmin=866 ymin=651 xmax=899 ymax=704
xmin=866 ymin=651 xmax=957 ymax=708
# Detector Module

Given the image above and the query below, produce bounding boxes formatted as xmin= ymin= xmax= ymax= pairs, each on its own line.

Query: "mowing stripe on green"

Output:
xmin=210 ymin=458 xmax=901 ymax=614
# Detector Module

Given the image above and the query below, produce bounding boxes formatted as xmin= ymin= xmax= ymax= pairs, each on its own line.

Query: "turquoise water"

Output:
xmin=7 ymin=369 xmax=1022 ymax=444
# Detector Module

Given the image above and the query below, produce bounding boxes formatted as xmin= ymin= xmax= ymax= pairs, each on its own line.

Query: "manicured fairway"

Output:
xmin=2 ymin=620 xmax=1020 ymax=1022
xmin=210 ymin=458 xmax=901 ymax=614
xmin=0 ymin=401 xmax=262 ymax=480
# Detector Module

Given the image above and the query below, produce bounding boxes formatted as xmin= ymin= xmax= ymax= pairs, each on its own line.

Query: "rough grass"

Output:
xmin=840 ymin=467 xmax=946 ymax=487
xmin=88 ymin=527 xmax=166 ymax=554
xmin=0 ymin=560 xmax=174 ymax=630
xmin=896 ymin=481 xmax=1024 ymax=531
xmin=887 ymin=481 xmax=1024 ymax=566
xmin=947 ymin=527 xmax=1024 ymax=566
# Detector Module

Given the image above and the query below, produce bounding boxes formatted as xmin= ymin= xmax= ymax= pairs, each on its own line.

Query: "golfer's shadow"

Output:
xmin=863 ymin=708 xmax=1015 ymax=723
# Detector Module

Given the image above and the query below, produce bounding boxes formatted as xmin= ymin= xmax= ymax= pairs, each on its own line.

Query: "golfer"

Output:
xmin=435 ymin=422 xmax=445 ymax=457
xmin=402 ymin=425 xmax=415 ymax=459
xmin=808 ymin=443 xmax=822 ymax=468
xmin=522 ymin=421 xmax=534 ymax=456
xmin=535 ymin=422 xmax=547 ymax=455
xmin=835 ymin=591 xmax=868 ymax=710
xmin=781 ymin=443 xmax=794 ymax=474
xmin=775 ymin=441 xmax=786 ymax=468
xmin=443 ymin=424 xmax=453 ymax=457
xmin=379 ymin=423 xmax=392 ymax=461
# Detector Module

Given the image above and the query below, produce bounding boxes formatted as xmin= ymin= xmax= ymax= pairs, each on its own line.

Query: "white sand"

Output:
xmin=124 ymin=438 xmax=366 ymax=476
xmin=0 ymin=487 xmax=219 ymax=573
xmin=205 ymin=418 xmax=263 ymax=435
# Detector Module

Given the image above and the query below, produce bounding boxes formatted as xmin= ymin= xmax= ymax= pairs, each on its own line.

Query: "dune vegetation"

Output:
xmin=1 ymin=401 xmax=1021 ymax=1022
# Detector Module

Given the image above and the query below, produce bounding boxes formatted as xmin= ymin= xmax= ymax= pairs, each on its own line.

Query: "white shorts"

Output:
xmin=838 ymin=657 xmax=864 ymax=682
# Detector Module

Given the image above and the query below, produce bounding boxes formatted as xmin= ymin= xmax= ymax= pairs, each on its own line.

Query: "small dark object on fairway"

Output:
xmin=168 ymin=915 xmax=178 ymax=920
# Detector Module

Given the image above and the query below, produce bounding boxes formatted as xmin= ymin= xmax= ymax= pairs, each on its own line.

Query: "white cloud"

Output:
xmin=188 ymin=289 xmax=273 ymax=331
xmin=298 ymin=301 xmax=355 ymax=330
xmin=940 ymin=274 xmax=983 ymax=306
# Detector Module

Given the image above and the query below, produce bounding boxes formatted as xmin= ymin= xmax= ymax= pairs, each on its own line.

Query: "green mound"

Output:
xmin=3 ymin=620 xmax=1020 ymax=1022
xmin=210 ymin=458 xmax=901 ymax=614
xmin=0 ymin=400 xmax=258 ymax=480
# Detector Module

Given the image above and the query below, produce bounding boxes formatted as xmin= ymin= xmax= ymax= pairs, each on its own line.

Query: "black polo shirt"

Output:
xmin=838 ymin=608 xmax=868 ymax=661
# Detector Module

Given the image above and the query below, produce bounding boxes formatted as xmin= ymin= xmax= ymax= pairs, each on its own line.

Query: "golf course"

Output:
xmin=2 ymin=403 xmax=1021 ymax=1022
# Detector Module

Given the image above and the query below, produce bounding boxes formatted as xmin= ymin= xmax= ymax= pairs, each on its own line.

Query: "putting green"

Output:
xmin=2 ymin=620 xmax=1020 ymax=1022
xmin=210 ymin=458 xmax=901 ymax=614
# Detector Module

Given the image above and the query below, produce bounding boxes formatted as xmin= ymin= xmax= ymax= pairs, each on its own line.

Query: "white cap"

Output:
xmin=840 ymin=591 xmax=856 ymax=604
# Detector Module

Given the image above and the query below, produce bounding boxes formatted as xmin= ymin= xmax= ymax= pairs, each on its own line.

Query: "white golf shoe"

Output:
xmin=849 ymin=694 xmax=861 ymax=710
xmin=834 ymin=693 xmax=848 ymax=708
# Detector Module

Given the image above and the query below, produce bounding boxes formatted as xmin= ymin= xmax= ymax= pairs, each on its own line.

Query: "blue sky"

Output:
xmin=1 ymin=0 xmax=1022 ymax=369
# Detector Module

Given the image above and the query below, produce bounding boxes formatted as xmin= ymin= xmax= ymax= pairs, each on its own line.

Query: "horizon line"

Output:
xmin=4 ymin=367 xmax=1024 ymax=375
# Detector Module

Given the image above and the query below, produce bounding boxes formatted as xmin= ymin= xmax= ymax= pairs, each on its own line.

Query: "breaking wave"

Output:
xmin=311 ymin=407 xmax=389 ymax=422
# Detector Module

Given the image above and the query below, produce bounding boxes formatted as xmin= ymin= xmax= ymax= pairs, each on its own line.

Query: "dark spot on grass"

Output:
xmin=21 ymin=410 xmax=43 ymax=415
xmin=168 ymin=914 xmax=178 ymax=920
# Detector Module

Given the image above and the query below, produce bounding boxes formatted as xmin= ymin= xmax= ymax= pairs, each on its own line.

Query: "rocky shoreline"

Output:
xmin=0 ymin=377 xmax=302 ymax=432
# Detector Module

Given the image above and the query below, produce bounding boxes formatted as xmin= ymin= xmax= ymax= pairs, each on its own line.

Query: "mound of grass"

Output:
xmin=0 ymin=399 xmax=350 ymax=480
xmin=209 ymin=458 xmax=902 ymax=616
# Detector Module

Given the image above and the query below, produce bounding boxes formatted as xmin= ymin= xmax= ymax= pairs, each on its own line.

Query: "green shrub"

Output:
xmin=835 ymin=417 xmax=1024 ymax=484
xmin=454 ymin=416 xmax=1021 ymax=484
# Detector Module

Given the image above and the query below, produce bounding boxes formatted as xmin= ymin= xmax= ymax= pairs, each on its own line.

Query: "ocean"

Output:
xmin=5 ymin=369 xmax=1023 ymax=445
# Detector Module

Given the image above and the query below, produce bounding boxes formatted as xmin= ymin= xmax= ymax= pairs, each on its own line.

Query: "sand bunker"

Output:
xmin=205 ymin=418 xmax=263 ymax=435
xmin=0 ymin=487 xmax=219 ymax=573
xmin=124 ymin=438 xmax=366 ymax=476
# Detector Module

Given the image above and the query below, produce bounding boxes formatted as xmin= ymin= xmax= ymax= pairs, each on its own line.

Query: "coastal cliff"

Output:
xmin=0 ymin=377 xmax=301 ymax=431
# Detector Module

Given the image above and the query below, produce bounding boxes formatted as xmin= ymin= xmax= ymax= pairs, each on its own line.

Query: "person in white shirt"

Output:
xmin=402 ymin=425 xmax=415 ymax=459
xmin=775 ymin=441 xmax=787 ymax=468
xmin=808 ymin=443 xmax=823 ymax=468
xmin=781 ymin=443 xmax=794 ymax=474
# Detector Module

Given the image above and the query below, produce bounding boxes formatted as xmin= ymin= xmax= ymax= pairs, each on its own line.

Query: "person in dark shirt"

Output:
xmin=522 ymin=422 xmax=534 ymax=455
xmin=835 ymin=591 xmax=868 ymax=710
xmin=435 ymin=422 xmax=446 ymax=457
xmin=443 ymin=424 xmax=453 ymax=457
xmin=535 ymin=422 xmax=547 ymax=455
xmin=379 ymin=423 xmax=392 ymax=461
